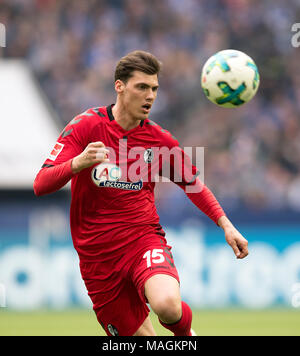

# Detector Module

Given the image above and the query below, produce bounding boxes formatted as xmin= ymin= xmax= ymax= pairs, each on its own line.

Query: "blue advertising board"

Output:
xmin=0 ymin=193 xmax=300 ymax=310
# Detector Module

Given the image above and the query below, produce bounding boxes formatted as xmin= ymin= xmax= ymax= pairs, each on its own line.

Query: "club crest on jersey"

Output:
xmin=144 ymin=148 xmax=154 ymax=163
xmin=107 ymin=324 xmax=119 ymax=336
xmin=92 ymin=163 xmax=143 ymax=191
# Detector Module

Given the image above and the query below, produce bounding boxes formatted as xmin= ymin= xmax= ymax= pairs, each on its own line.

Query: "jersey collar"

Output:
xmin=106 ymin=104 xmax=144 ymax=128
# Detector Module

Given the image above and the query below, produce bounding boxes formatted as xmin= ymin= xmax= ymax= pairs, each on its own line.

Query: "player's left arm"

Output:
xmin=160 ymin=134 xmax=248 ymax=259
xmin=218 ymin=215 xmax=248 ymax=259
xmin=180 ymin=159 xmax=249 ymax=259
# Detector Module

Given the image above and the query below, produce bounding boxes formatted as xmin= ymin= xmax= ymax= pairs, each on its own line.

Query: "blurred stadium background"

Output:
xmin=0 ymin=0 xmax=300 ymax=336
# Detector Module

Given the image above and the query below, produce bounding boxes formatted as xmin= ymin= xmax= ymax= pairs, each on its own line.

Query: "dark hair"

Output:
xmin=114 ymin=50 xmax=162 ymax=83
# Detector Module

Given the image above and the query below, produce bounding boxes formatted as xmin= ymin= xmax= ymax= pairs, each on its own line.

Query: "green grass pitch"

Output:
xmin=0 ymin=308 xmax=299 ymax=336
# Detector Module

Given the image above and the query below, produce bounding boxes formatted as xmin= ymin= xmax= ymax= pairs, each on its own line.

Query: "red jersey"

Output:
xmin=35 ymin=105 xmax=225 ymax=261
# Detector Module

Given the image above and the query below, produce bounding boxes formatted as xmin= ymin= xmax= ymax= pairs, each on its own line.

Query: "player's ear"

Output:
xmin=115 ymin=80 xmax=125 ymax=94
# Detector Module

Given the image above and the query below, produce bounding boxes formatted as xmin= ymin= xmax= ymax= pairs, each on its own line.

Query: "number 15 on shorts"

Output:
xmin=143 ymin=249 xmax=165 ymax=268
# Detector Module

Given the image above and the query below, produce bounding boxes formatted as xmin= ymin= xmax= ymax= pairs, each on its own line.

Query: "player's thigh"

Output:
xmin=144 ymin=273 xmax=181 ymax=302
xmin=144 ymin=274 xmax=181 ymax=315
xmin=131 ymin=239 xmax=181 ymax=306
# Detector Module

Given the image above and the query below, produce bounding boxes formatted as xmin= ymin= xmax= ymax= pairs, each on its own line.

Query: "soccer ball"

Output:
xmin=201 ymin=49 xmax=260 ymax=108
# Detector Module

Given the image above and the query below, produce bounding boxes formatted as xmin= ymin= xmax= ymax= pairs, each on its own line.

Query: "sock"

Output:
xmin=159 ymin=301 xmax=192 ymax=336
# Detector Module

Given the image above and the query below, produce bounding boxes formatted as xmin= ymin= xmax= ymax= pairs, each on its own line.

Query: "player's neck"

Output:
xmin=112 ymin=102 xmax=141 ymax=131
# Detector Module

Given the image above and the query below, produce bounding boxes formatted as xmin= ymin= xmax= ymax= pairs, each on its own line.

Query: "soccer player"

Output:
xmin=33 ymin=50 xmax=248 ymax=336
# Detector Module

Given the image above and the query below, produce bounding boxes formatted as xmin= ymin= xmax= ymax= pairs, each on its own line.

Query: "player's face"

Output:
xmin=117 ymin=71 xmax=159 ymax=120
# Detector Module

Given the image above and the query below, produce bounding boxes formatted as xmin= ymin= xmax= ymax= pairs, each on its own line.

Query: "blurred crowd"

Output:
xmin=1 ymin=0 xmax=300 ymax=214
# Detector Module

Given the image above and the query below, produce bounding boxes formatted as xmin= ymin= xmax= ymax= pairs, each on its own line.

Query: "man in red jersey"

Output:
xmin=34 ymin=51 xmax=248 ymax=336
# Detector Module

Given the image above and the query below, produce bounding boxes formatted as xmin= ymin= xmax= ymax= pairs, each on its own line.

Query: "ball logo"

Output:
xmin=92 ymin=163 xmax=122 ymax=186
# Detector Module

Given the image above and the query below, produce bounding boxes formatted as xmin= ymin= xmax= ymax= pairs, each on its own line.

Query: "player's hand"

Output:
xmin=71 ymin=141 xmax=109 ymax=174
xmin=218 ymin=216 xmax=249 ymax=259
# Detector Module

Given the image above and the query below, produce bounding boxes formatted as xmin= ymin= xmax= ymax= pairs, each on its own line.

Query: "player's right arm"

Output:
xmin=33 ymin=114 xmax=109 ymax=196
xmin=71 ymin=142 xmax=109 ymax=173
